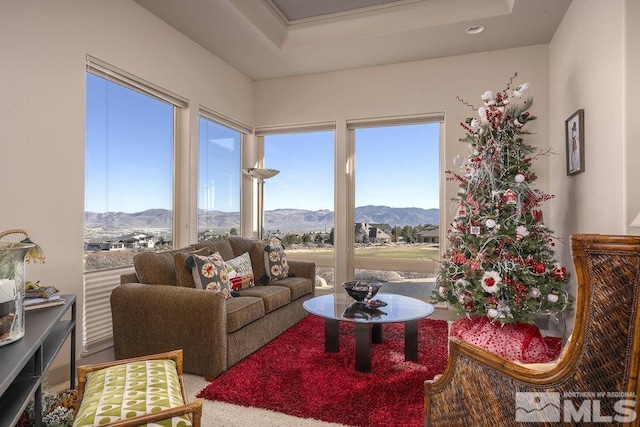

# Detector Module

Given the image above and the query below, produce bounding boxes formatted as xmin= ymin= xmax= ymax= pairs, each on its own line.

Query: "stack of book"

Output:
xmin=24 ymin=283 xmax=64 ymax=311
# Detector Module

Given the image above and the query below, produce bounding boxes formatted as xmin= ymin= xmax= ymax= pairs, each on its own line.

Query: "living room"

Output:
xmin=1 ymin=0 xmax=639 ymax=425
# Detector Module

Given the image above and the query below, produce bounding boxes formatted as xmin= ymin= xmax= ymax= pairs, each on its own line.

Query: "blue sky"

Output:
xmin=86 ymin=73 xmax=440 ymax=213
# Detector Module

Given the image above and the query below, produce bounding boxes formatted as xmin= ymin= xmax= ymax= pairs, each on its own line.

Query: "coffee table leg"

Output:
xmin=372 ymin=323 xmax=382 ymax=343
xmin=325 ymin=318 xmax=339 ymax=352
xmin=355 ymin=323 xmax=372 ymax=372
xmin=405 ymin=320 xmax=419 ymax=361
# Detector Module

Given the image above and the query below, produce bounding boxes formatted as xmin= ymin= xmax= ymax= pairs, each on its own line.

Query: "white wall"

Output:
xmin=255 ymin=45 xmax=551 ymax=287
xmin=548 ymin=0 xmax=632 ymax=336
xmin=0 ymin=0 xmax=253 ymax=376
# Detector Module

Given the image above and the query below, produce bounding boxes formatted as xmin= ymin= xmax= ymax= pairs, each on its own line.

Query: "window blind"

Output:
xmin=86 ymin=55 xmax=188 ymax=108
xmin=199 ymin=105 xmax=253 ymax=135
xmin=255 ymin=121 xmax=336 ymax=136
xmin=82 ymin=266 xmax=134 ymax=355
xmin=347 ymin=112 xmax=444 ymax=129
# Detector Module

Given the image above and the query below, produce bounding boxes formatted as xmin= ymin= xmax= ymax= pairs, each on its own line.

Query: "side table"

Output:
xmin=0 ymin=295 xmax=76 ymax=427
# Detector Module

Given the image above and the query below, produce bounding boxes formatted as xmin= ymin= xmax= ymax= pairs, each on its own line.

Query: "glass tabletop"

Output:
xmin=303 ymin=293 xmax=434 ymax=324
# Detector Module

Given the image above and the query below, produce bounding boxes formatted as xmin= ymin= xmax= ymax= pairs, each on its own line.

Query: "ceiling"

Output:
xmin=132 ymin=0 xmax=572 ymax=81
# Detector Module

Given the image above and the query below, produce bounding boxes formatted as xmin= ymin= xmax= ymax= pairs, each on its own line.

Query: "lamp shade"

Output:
xmin=242 ymin=168 xmax=280 ymax=180
xmin=631 ymin=211 xmax=640 ymax=228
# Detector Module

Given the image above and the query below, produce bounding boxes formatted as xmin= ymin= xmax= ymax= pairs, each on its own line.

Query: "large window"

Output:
xmin=198 ymin=116 xmax=242 ymax=240
xmin=83 ymin=57 xmax=185 ymax=354
xmin=348 ymin=117 xmax=443 ymax=284
xmin=260 ymin=127 xmax=335 ymax=290
xmin=84 ymin=73 xmax=175 ymax=270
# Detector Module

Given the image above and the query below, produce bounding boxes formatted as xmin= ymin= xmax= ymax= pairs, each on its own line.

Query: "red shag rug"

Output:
xmin=198 ymin=315 xmax=449 ymax=427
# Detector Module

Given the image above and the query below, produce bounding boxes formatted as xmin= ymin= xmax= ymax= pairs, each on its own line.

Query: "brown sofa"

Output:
xmin=110 ymin=236 xmax=315 ymax=379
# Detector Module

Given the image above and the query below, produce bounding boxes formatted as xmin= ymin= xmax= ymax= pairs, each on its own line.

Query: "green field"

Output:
xmin=289 ymin=245 xmax=441 ymax=261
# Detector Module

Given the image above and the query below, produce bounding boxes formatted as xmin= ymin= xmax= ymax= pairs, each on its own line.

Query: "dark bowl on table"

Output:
xmin=342 ymin=280 xmax=382 ymax=302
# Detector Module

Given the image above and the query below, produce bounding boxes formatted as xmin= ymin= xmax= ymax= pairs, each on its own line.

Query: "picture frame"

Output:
xmin=565 ymin=109 xmax=585 ymax=175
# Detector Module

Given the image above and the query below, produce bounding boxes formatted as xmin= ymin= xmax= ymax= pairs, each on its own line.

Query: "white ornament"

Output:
xmin=516 ymin=225 xmax=529 ymax=239
xmin=438 ymin=286 xmax=448 ymax=297
xmin=547 ymin=293 xmax=559 ymax=303
xmin=515 ymin=173 xmax=525 ymax=183
xmin=453 ymin=155 xmax=466 ymax=167
xmin=485 ymin=219 xmax=496 ymax=229
xmin=487 ymin=308 xmax=499 ymax=318
xmin=513 ymin=82 xmax=530 ymax=98
xmin=478 ymin=106 xmax=488 ymax=122
xmin=481 ymin=91 xmax=495 ymax=106
xmin=530 ymin=288 xmax=541 ymax=298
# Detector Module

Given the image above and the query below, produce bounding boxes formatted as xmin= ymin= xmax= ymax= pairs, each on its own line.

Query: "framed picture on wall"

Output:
xmin=565 ymin=109 xmax=585 ymax=175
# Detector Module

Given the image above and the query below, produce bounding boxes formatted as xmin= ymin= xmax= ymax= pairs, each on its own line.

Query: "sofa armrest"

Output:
xmin=110 ymin=283 xmax=228 ymax=377
xmin=120 ymin=272 xmax=140 ymax=285
xmin=288 ymin=260 xmax=316 ymax=290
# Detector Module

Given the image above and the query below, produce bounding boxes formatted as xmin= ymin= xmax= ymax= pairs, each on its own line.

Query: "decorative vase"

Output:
xmin=0 ymin=241 xmax=34 ymax=346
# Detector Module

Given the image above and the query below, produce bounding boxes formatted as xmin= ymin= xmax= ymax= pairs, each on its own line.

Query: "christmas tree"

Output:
xmin=433 ymin=74 xmax=572 ymax=324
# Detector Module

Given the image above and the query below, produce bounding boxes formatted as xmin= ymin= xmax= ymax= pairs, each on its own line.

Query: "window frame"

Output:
xmin=346 ymin=114 xmax=444 ymax=278
xmin=83 ymin=57 xmax=186 ymax=355
xmin=255 ymin=123 xmax=337 ymax=270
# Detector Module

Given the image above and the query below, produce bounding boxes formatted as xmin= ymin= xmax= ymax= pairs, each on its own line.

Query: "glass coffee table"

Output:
xmin=303 ymin=293 xmax=434 ymax=372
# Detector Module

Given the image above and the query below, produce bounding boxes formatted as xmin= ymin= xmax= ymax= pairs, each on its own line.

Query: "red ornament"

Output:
xmin=532 ymin=261 xmax=546 ymax=274
xmin=552 ymin=266 xmax=567 ymax=281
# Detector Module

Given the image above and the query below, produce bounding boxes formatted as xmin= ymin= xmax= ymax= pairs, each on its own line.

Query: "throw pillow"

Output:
xmin=174 ymin=248 xmax=211 ymax=288
xmin=225 ymin=252 xmax=255 ymax=291
xmin=263 ymin=237 xmax=289 ymax=282
xmin=185 ymin=252 xmax=232 ymax=298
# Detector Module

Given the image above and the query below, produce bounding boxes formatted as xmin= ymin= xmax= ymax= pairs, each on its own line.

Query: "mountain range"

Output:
xmin=85 ymin=205 xmax=439 ymax=234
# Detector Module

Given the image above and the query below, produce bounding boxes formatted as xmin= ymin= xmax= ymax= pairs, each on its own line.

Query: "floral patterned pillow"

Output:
xmin=226 ymin=252 xmax=255 ymax=291
xmin=185 ymin=252 xmax=232 ymax=298
xmin=263 ymin=237 xmax=289 ymax=282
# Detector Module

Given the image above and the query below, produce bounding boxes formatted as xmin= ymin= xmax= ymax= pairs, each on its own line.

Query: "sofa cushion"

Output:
xmin=134 ymin=247 xmax=209 ymax=286
xmin=267 ymin=276 xmax=313 ymax=301
xmin=226 ymin=252 xmax=255 ymax=291
xmin=263 ymin=237 xmax=289 ymax=282
xmin=236 ymin=285 xmax=291 ymax=313
xmin=190 ymin=239 xmax=235 ymax=261
xmin=250 ymin=242 xmax=268 ymax=284
xmin=228 ymin=236 xmax=254 ymax=257
xmin=225 ymin=296 xmax=265 ymax=333
xmin=186 ymin=252 xmax=232 ymax=298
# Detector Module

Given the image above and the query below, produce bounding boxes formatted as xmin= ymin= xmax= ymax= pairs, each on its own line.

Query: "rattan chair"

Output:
xmin=425 ymin=234 xmax=640 ymax=426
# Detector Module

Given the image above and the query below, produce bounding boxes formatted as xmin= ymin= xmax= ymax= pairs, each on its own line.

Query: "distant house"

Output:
xmin=84 ymin=239 xmax=126 ymax=251
xmin=416 ymin=228 xmax=440 ymax=244
xmin=120 ymin=232 xmax=156 ymax=249
xmin=84 ymin=232 xmax=155 ymax=251
xmin=354 ymin=223 xmax=392 ymax=244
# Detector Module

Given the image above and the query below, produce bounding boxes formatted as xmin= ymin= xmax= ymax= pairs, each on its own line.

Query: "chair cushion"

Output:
xmin=134 ymin=247 xmax=209 ymax=286
xmin=73 ymin=359 xmax=191 ymax=426
xmin=225 ymin=296 xmax=265 ymax=333
xmin=236 ymin=285 xmax=291 ymax=313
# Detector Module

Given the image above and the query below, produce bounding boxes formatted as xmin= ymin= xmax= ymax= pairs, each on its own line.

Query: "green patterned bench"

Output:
xmin=73 ymin=350 xmax=201 ymax=427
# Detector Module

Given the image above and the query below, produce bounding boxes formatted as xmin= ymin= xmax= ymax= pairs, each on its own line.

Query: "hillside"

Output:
xmin=85 ymin=206 xmax=439 ymax=234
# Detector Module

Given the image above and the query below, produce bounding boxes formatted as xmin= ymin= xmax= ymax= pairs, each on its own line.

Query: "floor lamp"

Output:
xmin=243 ymin=168 xmax=280 ymax=239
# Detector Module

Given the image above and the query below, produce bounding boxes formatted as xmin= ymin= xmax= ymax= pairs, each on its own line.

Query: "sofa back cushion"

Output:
xmin=190 ymin=239 xmax=235 ymax=261
xmin=229 ymin=237 xmax=269 ymax=284
xmin=134 ymin=247 xmax=209 ymax=286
